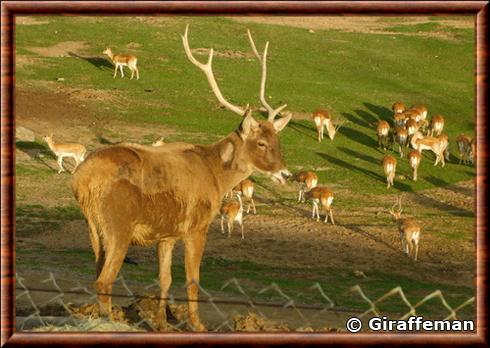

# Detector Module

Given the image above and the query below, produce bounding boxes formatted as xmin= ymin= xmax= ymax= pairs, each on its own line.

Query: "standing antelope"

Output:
xmin=392 ymin=102 xmax=406 ymax=114
xmin=389 ymin=197 xmax=421 ymax=261
xmin=72 ymin=26 xmax=292 ymax=331
xmin=393 ymin=112 xmax=407 ymax=128
xmin=410 ymin=132 xmax=446 ymax=167
xmin=304 ymin=187 xmax=335 ymax=224
xmin=429 ymin=115 xmax=444 ymax=136
xmin=220 ymin=194 xmax=244 ymax=239
xmin=437 ymin=133 xmax=450 ymax=162
xmin=382 ymin=155 xmax=397 ymax=189
xmin=233 ymin=179 xmax=256 ymax=214
xmin=376 ymin=120 xmax=391 ymax=150
xmin=103 ymin=48 xmax=140 ymax=80
xmin=312 ymin=109 xmax=345 ymax=142
xmin=408 ymin=105 xmax=428 ymax=122
xmin=407 ymin=150 xmax=422 ymax=181
xmin=393 ymin=127 xmax=408 ymax=158
xmin=456 ymin=134 xmax=474 ymax=164
xmin=292 ymin=171 xmax=318 ymax=202
xmin=152 ymin=137 xmax=165 ymax=147
xmin=43 ymin=134 xmax=87 ymax=174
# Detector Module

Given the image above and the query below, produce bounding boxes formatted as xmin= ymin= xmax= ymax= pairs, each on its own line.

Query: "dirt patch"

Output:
xmin=27 ymin=41 xmax=90 ymax=58
xmin=16 ymin=16 xmax=50 ymax=26
xmin=192 ymin=48 xmax=253 ymax=59
xmin=233 ymin=312 xmax=289 ymax=332
xmin=126 ymin=42 xmax=142 ymax=49
xmin=231 ymin=16 xmax=472 ymax=40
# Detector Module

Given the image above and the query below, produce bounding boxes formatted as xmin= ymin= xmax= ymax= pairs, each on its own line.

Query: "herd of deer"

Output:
xmin=378 ymin=102 xmax=475 ymax=190
xmin=35 ymin=26 xmax=474 ymax=331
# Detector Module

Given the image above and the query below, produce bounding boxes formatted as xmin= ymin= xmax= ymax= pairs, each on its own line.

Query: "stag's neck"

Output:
xmin=106 ymin=51 xmax=114 ymax=61
xmin=199 ymin=132 xmax=254 ymax=199
xmin=45 ymin=138 xmax=56 ymax=151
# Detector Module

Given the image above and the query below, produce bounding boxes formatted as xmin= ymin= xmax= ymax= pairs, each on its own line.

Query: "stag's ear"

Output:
xmin=238 ymin=107 xmax=258 ymax=140
xmin=273 ymin=112 xmax=292 ymax=133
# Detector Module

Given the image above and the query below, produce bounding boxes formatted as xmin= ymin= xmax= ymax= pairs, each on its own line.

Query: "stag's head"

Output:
xmin=102 ymin=48 xmax=112 ymax=56
xmin=389 ymin=196 xmax=403 ymax=220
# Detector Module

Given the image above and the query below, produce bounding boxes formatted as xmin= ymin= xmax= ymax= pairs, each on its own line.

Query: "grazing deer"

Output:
xmin=392 ymin=102 xmax=406 ymax=114
xmin=376 ymin=120 xmax=391 ymax=150
xmin=389 ymin=197 xmax=421 ymax=261
xmin=43 ymin=134 xmax=87 ymax=174
xmin=410 ymin=132 xmax=446 ymax=167
xmin=407 ymin=150 xmax=422 ymax=181
xmin=103 ymin=48 xmax=140 ymax=80
xmin=405 ymin=118 xmax=419 ymax=138
xmin=72 ymin=26 xmax=292 ymax=332
xmin=393 ymin=112 xmax=407 ymax=128
xmin=456 ymin=134 xmax=474 ymax=164
xmin=409 ymin=105 xmax=428 ymax=122
xmin=304 ymin=186 xmax=334 ymax=224
xmin=220 ymin=194 xmax=244 ymax=239
xmin=393 ymin=127 xmax=408 ymax=158
xmin=292 ymin=171 xmax=318 ymax=202
xmin=152 ymin=137 xmax=165 ymax=147
xmin=382 ymin=155 xmax=397 ymax=189
xmin=233 ymin=179 xmax=256 ymax=214
xmin=312 ymin=109 xmax=344 ymax=142
xmin=429 ymin=114 xmax=444 ymax=136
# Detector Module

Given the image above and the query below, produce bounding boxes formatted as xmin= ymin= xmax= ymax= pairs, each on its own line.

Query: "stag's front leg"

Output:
xmin=156 ymin=239 xmax=176 ymax=330
xmin=113 ymin=65 xmax=118 ymax=78
xmin=184 ymin=231 xmax=207 ymax=331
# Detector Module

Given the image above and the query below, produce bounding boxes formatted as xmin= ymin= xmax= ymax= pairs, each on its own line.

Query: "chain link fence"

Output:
xmin=15 ymin=272 xmax=475 ymax=332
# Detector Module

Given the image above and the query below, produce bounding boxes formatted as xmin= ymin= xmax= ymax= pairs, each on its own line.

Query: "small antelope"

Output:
xmin=233 ymin=179 xmax=256 ymax=214
xmin=103 ymin=48 xmax=140 ymax=80
xmin=389 ymin=197 xmax=421 ymax=261
xmin=304 ymin=187 xmax=334 ymax=224
xmin=393 ymin=112 xmax=407 ymax=128
xmin=392 ymin=102 xmax=406 ymax=114
xmin=407 ymin=150 xmax=422 ymax=181
xmin=312 ymin=109 xmax=344 ymax=142
xmin=405 ymin=118 xmax=419 ymax=137
xmin=410 ymin=132 xmax=445 ymax=167
xmin=429 ymin=115 xmax=444 ymax=136
xmin=220 ymin=194 xmax=244 ymax=239
xmin=382 ymin=155 xmax=397 ymax=189
xmin=409 ymin=105 xmax=428 ymax=123
xmin=292 ymin=171 xmax=318 ymax=202
xmin=376 ymin=120 xmax=391 ymax=150
xmin=43 ymin=134 xmax=87 ymax=174
xmin=456 ymin=134 xmax=474 ymax=164
xmin=393 ymin=127 xmax=408 ymax=158
xmin=151 ymin=137 xmax=165 ymax=147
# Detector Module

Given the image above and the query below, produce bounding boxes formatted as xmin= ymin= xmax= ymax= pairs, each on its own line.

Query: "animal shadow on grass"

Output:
xmin=287 ymin=119 xmax=318 ymax=141
xmin=411 ymin=191 xmax=474 ymax=217
xmin=363 ymin=103 xmax=393 ymax=123
xmin=316 ymin=151 xmax=413 ymax=192
xmin=343 ymin=223 xmax=399 ymax=253
xmin=338 ymin=146 xmax=380 ymax=166
xmin=425 ymin=175 xmax=474 ymax=197
xmin=338 ymin=126 xmax=377 ymax=148
xmin=68 ymin=52 xmax=113 ymax=70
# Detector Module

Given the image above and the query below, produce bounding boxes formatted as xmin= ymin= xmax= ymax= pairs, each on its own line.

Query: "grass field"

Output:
xmin=15 ymin=16 xmax=476 ymax=330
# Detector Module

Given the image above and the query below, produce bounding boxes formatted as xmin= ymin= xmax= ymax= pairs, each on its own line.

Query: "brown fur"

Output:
xmin=292 ymin=171 xmax=318 ymax=202
xmin=233 ymin=178 xmax=256 ymax=214
xmin=407 ymin=150 xmax=422 ymax=181
xmin=304 ymin=186 xmax=334 ymax=224
xmin=410 ymin=132 xmax=446 ymax=167
xmin=382 ymin=155 xmax=397 ymax=189
xmin=456 ymin=134 xmax=474 ymax=164
xmin=393 ymin=127 xmax=408 ymax=157
xmin=389 ymin=198 xmax=421 ymax=261
xmin=72 ymin=111 xmax=290 ymax=331
xmin=376 ymin=120 xmax=391 ymax=150
xmin=103 ymin=48 xmax=139 ymax=80
xmin=220 ymin=195 xmax=244 ymax=239
xmin=392 ymin=102 xmax=406 ymax=114
xmin=429 ymin=114 xmax=445 ymax=136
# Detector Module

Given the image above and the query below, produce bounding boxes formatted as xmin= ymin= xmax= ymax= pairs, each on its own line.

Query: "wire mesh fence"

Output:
xmin=15 ymin=272 xmax=476 ymax=332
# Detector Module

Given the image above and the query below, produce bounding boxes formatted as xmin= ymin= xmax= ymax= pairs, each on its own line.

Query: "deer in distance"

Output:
xmin=152 ymin=136 xmax=165 ymax=147
xmin=392 ymin=102 xmax=406 ymax=114
xmin=456 ymin=134 xmax=475 ymax=165
xmin=410 ymin=131 xmax=446 ymax=167
xmin=382 ymin=155 xmax=397 ymax=189
xmin=393 ymin=127 xmax=409 ymax=158
xmin=292 ymin=171 xmax=318 ymax=202
xmin=429 ymin=114 xmax=445 ymax=136
xmin=376 ymin=120 xmax=391 ymax=150
xmin=304 ymin=186 xmax=335 ymax=224
xmin=407 ymin=149 xmax=422 ymax=181
xmin=220 ymin=194 xmax=244 ymax=239
xmin=103 ymin=48 xmax=140 ymax=80
xmin=312 ymin=109 xmax=345 ymax=142
xmin=233 ymin=178 xmax=256 ymax=214
xmin=72 ymin=25 xmax=292 ymax=331
xmin=389 ymin=196 xmax=421 ymax=261
xmin=43 ymin=134 xmax=87 ymax=174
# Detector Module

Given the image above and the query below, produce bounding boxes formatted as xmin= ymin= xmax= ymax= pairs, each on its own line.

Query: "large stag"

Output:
xmin=72 ymin=25 xmax=292 ymax=331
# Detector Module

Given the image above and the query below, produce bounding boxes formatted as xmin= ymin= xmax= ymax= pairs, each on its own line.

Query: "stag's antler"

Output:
xmin=182 ymin=25 xmax=245 ymax=116
xmin=247 ymin=29 xmax=288 ymax=122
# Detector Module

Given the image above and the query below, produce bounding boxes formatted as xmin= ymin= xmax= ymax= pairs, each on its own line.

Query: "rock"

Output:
xmin=56 ymin=77 xmax=65 ymax=82
xmin=353 ymin=270 xmax=367 ymax=278
xmin=308 ymin=29 xmax=315 ymax=33
xmin=16 ymin=126 xmax=35 ymax=142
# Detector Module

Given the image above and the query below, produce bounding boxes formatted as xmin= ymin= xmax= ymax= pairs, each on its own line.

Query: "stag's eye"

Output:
xmin=257 ymin=141 xmax=267 ymax=149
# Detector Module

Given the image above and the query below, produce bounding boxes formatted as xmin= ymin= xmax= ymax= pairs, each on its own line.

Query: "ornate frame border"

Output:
xmin=1 ymin=1 xmax=487 ymax=346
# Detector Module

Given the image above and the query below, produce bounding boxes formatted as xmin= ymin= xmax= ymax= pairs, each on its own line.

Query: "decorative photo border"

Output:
xmin=1 ymin=1 xmax=487 ymax=346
